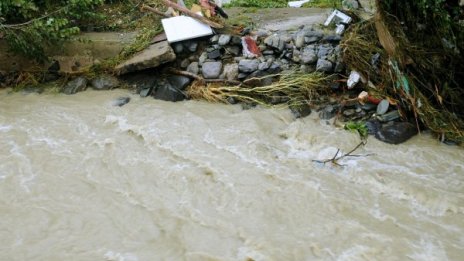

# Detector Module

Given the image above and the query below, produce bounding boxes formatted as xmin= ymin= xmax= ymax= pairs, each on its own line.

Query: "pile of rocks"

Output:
xmin=173 ymin=25 xmax=344 ymax=86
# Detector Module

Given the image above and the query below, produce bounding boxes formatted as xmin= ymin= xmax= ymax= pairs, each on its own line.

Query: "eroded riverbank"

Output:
xmin=0 ymin=89 xmax=463 ymax=260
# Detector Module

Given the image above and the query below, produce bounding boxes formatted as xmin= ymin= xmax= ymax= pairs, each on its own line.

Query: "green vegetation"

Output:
xmin=342 ymin=0 xmax=464 ymax=143
xmin=344 ymin=121 xmax=368 ymax=139
xmin=0 ymin=0 xmax=105 ymax=61
xmin=302 ymin=0 xmax=342 ymax=8
xmin=224 ymin=0 xmax=287 ymax=8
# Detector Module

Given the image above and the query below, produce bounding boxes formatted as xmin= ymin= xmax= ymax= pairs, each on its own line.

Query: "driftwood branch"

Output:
xmin=168 ymin=68 xmax=204 ymax=82
xmin=160 ymin=0 xmax=224 ymax=28
xmin=312 ymin=141 xmax=373 ymax=166
xmin=141 ymin=4 xmax=170 ymax=18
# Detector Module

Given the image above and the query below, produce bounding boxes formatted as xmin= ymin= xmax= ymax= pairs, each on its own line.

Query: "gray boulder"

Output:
xmin=153 ymin=79 xmax=186 ymax=102
xmin=316 ymin=59 xmax=333 ymax=72
xmin=218 ymin=34 xmax=232 ymax=45
xmin=301 ymin=47 xmax=318 ymax=64
xmin=112 ymin=97 xmax=130 ymax=107
xmin=317 ymin=44 xmax=335 ymax=59
xmin=167 ymin=75 xmax=191 ymax=91
xmin=375 ymin=122 xmax=418 ymax=144
xmin=63 ymin=77 xmax=87 ymax=95
xmin=91 ymin=75 xmax=120 ymax=90
xmin=239 ymin=59 xmax=259 ymax=73
xmin=187 ymin=62 xmax=200 ymax=75
xmin=264 ymin=34 xmax=285 ymax=52
xmin=202 ymin=61 xmax=223 ymax=79
xmin=222 ymin=63 xmax=239 ymax=81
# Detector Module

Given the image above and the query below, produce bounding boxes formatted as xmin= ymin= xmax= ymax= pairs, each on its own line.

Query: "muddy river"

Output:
xmin=0 ymin=89 xmax=463 ymax=260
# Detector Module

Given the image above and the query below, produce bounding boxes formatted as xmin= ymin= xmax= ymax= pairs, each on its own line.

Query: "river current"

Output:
xmin=0 ymin=89 xmax=463 ymax=260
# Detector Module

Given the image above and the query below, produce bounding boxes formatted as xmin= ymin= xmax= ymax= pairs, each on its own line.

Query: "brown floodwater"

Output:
xmin=0 ymin=89 xmax=463 ymax=260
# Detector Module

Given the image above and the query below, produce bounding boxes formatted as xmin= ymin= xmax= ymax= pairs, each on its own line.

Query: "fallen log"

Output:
xmin=160 ymin=0 xmax=224 ymax=29
xmin=141 ymin=4 xmax=170 ymax=18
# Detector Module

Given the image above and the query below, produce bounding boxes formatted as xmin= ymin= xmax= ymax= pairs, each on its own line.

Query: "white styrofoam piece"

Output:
xmin=324 ymin=10 xmax=352 ymax=26
xmin=288 ymin=0 xmax=310 ymax=8
xmin=161 ymin=16 xmax=213 ymax=43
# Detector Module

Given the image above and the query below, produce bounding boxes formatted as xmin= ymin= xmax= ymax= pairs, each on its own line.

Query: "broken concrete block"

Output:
xmin=115 ymin=41 xmax=176 ymax=75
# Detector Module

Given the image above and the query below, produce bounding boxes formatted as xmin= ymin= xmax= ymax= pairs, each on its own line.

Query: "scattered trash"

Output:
xmin=347 ymin=70 xmax=361 ymax=89
xmin=377 ymin=110 xmax=400 ymax=122
xmin=376 ymin=99 xmax=390 ymax=115
xmin=288 ymin=0 xmax=310 ymax=8
xmin=324 ymin=10 xmax=352 ymax=35
xmin=162 ymin=16 xmax=213 ymax=42
xmin=242 ymin=36 xmax=261 ymax=58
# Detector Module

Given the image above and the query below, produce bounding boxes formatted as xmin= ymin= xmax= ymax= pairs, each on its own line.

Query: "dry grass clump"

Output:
xmin=187 ymin=72 xmax=331 ymax=106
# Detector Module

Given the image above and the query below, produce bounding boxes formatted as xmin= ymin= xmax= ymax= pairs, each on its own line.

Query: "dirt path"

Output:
xmin=225 ymin=7 xmax=332 ymax=31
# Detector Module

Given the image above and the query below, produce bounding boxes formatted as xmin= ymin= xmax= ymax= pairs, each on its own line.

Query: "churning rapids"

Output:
xmin=0 ymin=89 xmax=463 ymax=261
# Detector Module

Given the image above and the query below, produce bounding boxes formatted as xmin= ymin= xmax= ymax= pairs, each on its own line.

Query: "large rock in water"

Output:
xmin=115 ymin=41 xmax=176 ymax=74
xmin=90 ymin=75 xmax=120 ymax=90
xmin=62 ymin=77 xmax=87 ymax=95
xmin=375 ymin=122 xmax=418 ymax=144
xmin=153 ymin=79 xmax=186 ymax=102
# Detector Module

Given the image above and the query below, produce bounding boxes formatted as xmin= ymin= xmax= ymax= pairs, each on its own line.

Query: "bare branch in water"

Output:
xmin=312 ymin=141 xmax=374 ymax=167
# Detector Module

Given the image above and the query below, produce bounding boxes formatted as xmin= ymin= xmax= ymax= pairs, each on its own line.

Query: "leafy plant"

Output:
xmin=344 ymin=121 xmax=368 ymax=139
xmin=0 ymin=0 xmax=105 ymax=62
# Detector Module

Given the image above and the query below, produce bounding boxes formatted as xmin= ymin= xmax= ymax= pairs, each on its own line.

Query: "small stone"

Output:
xmin=139 ymin=87 xmax=152 ymax=97
xmin=304 ymin=36 xmax=320 ymax=44
xmin=167 ymin=75 xmax=191 ymax=91
xmin=238 ymin=72 xmax=249 ymax=79
xmin=366 ymin=120 xmax=382 ymax=135
xmin=301 ymin=47 xmax=318 ymax=64
xmin=264 ymin=34 xmax=285 ymax=52
xmin=218 ymin=34 xmax=232 ymax=45
xmin=262 ymin=50 xmax=275 ymax=55
xmin=316 ymin=59 xmax=333 ymax=72
xmin=295 ymin=33 xmax=305 ymax=48
xmin=226 ymin=46 xmax=241 ymax=56
xmin=202 ymin=61 xmax=223 ymax=79
xmin=199 ymin=52 xmax=208 ymax=65
xmin=207 ymin=49 xmax=222 ymax=59
xmin=267 ymin=63 xmax=281 ymax=74
xmin=375 ymin=122 xmax=418 ymax=144
xmin=227 ymin=97 xmax=238 ymax=104
xmin=238 ymin=59 xmax=260 ymax=73
xmin=376 ymin=99 xmax=390 ymax=115
xmin=231 ymin=36 xmax=242 ymax=45
xmin=222 ymin=63 xmax=239 ymax=81
xmin=91 ymin=75 xmax=119 ymax=90
xmin=210 ymin=35 xmax=219 ymax=43
xmin=63 ymin=77 xmax=87 ymax=95
xmin=112 ymin=97 xmax=130 ymax=107
xmin=342 ymin=0 xmax=360 ymax=10
xmin=184 ymin=41 xmax=198 ymax=52
xmin=291 ymin=105 xmax=312 ymax=119
xmin=377 ymin=110 xmax=400 ymax=122
xmin=187 ymin=62 xmax=200 ymax=75
xmin=317 ymin=44 xmax=334 ymax=59
xmin=258 ymin=61 xmax=271 ymax=71
xmin=343 ymin=109 xmax=356 ymax=117
xmin=153 ymin=80 xmax=186 ymax=102
xmin=173 ymin=43 xmax=184 ymax=54
xmin=323 ymin=35 xmax=342 ymax=43
xmin=180 ymin=59 xmax=190 ymax=69
xmin=292 ymin=49 xmax=301 ymax=63
xmin=319 ymin=105 xmax=338 ymax=120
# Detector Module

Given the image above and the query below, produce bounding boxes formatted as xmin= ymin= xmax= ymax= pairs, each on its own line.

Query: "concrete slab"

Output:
xmin=115 ymin=41 xmax=176 ymax=75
